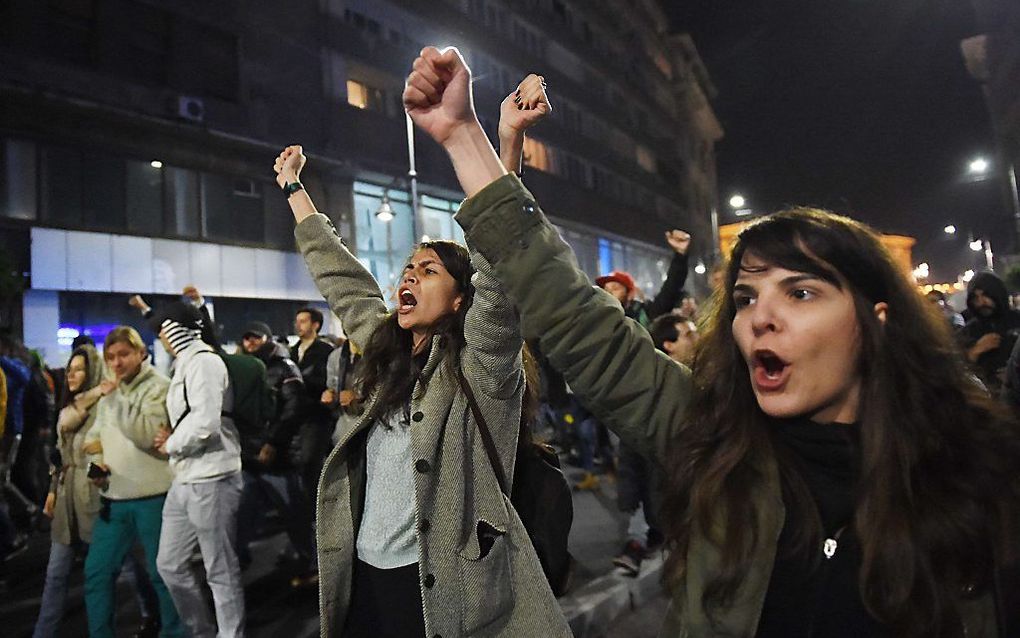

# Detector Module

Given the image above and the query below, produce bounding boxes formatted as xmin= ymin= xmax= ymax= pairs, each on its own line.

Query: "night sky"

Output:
xmin=665 ymin=0 xmax=1010 ymax=282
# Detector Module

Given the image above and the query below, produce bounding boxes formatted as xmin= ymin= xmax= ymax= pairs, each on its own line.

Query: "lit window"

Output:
xmin=347 ymin=80 xmax=369 ymax=109
xmin=522 ymin=137 xmax=551 ymax=172
xmin=636 ymin=145 xmax=657 ymax=173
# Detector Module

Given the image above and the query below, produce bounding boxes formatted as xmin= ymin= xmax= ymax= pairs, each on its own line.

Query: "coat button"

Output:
xmin=412 ymin=411 xmax=424 ymax=422
xmin=415 ymin=459 xmax=431 ymax=473
xmin=522 ymin=202 xmax=535 ymax=214
xmin=419 ymin=518 xmax=431 ymax=533
xmin=424 ymin=573 xmax=436 ymax=588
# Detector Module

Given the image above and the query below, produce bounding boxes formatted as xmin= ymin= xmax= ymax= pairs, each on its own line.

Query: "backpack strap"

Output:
xmin=456 ymin=366 xmax=510 ymax=496
xmin=172 ymin=349 xmax=219 ymax=431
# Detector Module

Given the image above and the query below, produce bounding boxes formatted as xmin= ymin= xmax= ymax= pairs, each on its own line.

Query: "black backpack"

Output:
xmin=456 ymin=367 xmax=574 ymax=596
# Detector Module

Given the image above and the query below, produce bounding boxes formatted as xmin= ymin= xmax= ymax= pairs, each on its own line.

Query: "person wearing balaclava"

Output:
xmin=150 ymin=302 xmax=246 ymax=638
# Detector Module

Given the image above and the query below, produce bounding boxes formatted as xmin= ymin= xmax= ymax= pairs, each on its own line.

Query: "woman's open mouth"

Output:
xmin=398 ymin=288 xmax=418 ymax=314
xmin=751 ymin=349 xmax=791 ymax=391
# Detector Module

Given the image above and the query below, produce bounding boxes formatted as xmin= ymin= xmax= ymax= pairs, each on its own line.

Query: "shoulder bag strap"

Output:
xmin=456 ymin=365 xmax=509 ymax=496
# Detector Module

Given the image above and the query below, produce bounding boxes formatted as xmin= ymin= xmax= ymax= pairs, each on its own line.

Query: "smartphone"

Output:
xmin=87 ymin=462 xmax=111 ymax=479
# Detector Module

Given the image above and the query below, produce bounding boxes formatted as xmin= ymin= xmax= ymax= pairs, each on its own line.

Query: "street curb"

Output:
xmin=559 ymin=554 xmax=664 ymax=637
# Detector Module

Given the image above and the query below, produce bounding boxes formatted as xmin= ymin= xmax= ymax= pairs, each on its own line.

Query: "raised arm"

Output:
xmin=455 ymin=178 xmax=691 ymax=460
xmin=644 ymin=231 xmax=692 ymax=320
xmin=456 ymin=74 xmax=552 ymax=398
xmin=405 ymin=48 xmax=691 ymax=460
xmin=274 ymin=146 xmax=388 ymax=352
xmin=497 ymin=74 xmax=551 ymax=175
xmin=461 ymin=252 xmax=523 ymax=399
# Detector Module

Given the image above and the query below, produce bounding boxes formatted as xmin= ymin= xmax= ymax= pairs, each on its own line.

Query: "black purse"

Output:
xmin=456 ymin=367 xmax=574 ymax=597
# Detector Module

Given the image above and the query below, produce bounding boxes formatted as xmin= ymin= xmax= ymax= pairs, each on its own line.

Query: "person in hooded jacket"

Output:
xmin=234 ymin=321 xmax=316 ymax=583
xmin=960 ymin=271 xmax=1020 ymax=392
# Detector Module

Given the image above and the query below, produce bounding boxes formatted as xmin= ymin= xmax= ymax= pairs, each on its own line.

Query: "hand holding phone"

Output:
xmin=87 ymin=462 xmax=111 ymax=479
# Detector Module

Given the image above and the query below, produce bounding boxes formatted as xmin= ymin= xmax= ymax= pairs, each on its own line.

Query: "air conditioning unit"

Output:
xmin=177 ymin=96 xmax=205 ymax=122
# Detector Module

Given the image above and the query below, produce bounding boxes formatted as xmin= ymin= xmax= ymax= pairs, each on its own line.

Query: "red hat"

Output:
xmin=595 ymin=271 xmax=636 ymax=293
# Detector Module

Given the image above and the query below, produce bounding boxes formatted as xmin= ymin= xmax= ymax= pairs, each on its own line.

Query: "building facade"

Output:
xmin=0 ymin=0 xmax=721 ymax=365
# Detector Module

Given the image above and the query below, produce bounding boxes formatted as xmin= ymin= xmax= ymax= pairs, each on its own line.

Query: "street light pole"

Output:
xmin=406 ymin=112 xmax=421 ymax=241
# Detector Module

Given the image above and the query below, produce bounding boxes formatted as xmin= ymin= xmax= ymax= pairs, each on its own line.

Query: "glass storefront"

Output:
xmin=352 ymin=181 xmax=465 ymax=304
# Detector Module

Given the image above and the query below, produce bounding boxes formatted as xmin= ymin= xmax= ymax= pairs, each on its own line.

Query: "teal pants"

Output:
xmin=84 ymin=494 xmax=185 ymax=638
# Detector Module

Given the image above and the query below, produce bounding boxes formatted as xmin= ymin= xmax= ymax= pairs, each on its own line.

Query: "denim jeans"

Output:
xmin=34 ymin=540 xmax=158 ymax=638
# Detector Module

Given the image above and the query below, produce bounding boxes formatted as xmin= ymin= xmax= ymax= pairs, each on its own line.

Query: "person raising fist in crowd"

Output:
xmin=271 ymin=52 xmax=571 ymax=636
xmin=404 ymin=45 xmax=1020 ymax=638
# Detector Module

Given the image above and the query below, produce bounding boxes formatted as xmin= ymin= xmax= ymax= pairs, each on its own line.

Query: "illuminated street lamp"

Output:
xmin=970 ymin=238 xmax=984 ymax=252
xmin=150 ymin=160 xmax=163 ymax=169
xmin=962 ymin=269 xmax=975 ymax=283
xmin=375 ymin=195 xmax=395 ymax=222
xmin=968 ymin=157 xmax=989 ymax=175
xmin=944 ymin=224 xmax=956 ymax=235
xmin=728 ymin=194 xmax=746 ymax=209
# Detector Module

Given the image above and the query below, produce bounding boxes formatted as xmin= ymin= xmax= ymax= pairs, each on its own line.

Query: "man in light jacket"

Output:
xmin=151 ymin=302 xmax=245 ymax=638
xmin=82 ymin=327 xmax=184 ymax=638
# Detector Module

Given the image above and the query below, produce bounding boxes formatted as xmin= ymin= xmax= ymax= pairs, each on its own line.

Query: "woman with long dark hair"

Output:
xmin=272 ymin=136 xmax=570 ymax=634
xmin=404 ymin=46 xmax=1020 ymax=637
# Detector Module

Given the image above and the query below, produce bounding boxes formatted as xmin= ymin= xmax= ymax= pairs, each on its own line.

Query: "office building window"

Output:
xmin=347 ymin=79 xmax=385 ymax=111
xmin=201 ymin=173 xmax=264 ymax=244
xmin=522 ymin=137 xmax=552 ymax=172
xmin=126 ymin=159 xmax=163 ymax=235
xmin=636 ymin=145 xmax=657 ymax=173
xmin=1 ymin=139 xmax=38 ymax=220
xmin=81 ymin=150 xmax=126 ymax=231
xmin=41 ymin=146 xmax=83 ymax=226
xmin=164 ymin=166 xmax=201 ymax=238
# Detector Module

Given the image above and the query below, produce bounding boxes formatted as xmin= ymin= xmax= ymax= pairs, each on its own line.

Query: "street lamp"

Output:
xmin=969 ymin=157 xmax=989 ymax=175
xmin=728 ymin=194 xmax=745 ymax=209
xmin=375 ymin=195 xmax=395 ymax=223
xmin=944 ymin=224 xmax=957 ymax=235
xmin=375 ymin=194 xmax=396 ymax=282
xmin=970 ymin=238 xmax=983 ymax=252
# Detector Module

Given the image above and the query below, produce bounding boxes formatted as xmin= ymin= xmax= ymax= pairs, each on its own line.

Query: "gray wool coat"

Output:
xmin=294 ymin=212 xmax=571 ymax=638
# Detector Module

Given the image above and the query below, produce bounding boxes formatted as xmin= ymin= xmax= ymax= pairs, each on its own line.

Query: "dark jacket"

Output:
xmin=245 ymin=341 xmax=307 ymax=469
xmin=626 ymin=253 xmax=688 ymax=328
xmin=291 ymin=338 xmax=333 ymax=423
xmin=455 ymin=173 xmax=1009 ymax=638
xmin=962 ymin=272 xmax=1020 ymax=389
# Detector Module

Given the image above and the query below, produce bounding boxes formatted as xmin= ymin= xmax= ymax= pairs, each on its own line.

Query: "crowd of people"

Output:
xmin=1 ymin=47 xmax=1019 ymax=637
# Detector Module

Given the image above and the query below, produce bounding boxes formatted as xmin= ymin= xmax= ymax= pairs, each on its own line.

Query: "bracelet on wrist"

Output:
xmin=282 ymin=181 xmax=304 ymax=198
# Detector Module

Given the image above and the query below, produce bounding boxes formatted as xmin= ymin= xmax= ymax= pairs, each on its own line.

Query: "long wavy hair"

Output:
xmin=358 ymin=240 xmax=475 ymax=419
xmin=661 ymin=207 xmax=1020 ymax=636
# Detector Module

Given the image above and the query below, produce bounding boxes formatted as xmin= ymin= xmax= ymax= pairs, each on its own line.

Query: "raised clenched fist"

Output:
xmin=403 ymin=47 xmax=477 ymax=146
xmin=273 ymin=145 xmax=306 ymax=189
xmin=499 ymin=74 xmax=552 ymax=139
xmin=665 ymin=230 xmax=691 ymax=255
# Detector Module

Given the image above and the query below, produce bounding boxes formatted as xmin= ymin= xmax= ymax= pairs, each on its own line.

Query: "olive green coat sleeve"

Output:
xmin=454 ymin=174 xmax=693 ymax=464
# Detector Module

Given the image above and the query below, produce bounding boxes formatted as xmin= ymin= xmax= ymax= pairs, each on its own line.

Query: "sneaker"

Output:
xmin=573 ymin=472 xmax=600 ymax=491
xmin=612 ymin=540 xmax=645 ymax=577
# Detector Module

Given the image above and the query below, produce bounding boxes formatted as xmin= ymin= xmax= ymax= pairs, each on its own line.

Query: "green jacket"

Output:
xmin=455 ymin=174 xmax=1001 ymax=637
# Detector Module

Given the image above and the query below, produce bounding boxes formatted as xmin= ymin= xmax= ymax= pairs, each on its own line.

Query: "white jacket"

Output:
xmin=165 ymin=343 xmax=241 ymax=483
